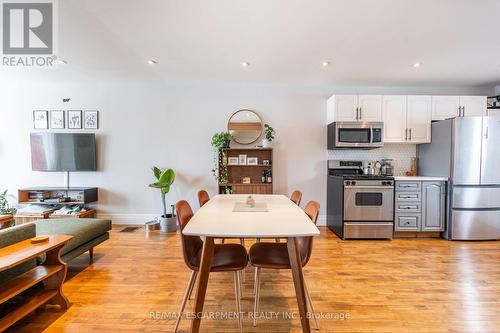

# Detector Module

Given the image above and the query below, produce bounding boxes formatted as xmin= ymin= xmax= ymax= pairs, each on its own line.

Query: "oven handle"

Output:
xmin=344 ymin=186 xmax=394 ymax=190
xmin=345 ymin=223 xmax=394 ymax=226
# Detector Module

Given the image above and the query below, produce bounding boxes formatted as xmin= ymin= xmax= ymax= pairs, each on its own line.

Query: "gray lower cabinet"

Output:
xmin=395 ymin=181 xmax=446 ymax=232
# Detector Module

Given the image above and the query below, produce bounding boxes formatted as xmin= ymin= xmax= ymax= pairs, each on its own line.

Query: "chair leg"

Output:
xmin=234 ymin=271 xmax=243 ymax=333
xmin=253 ymin=267 xmax=261 ymax=327
xmin=304 ymin=278 xmax=319 ymax=330
xmin=275 ymin=238 xmax=280 ymax=243
xmin=174 ymin=270 xmax=197 ymax=333
xmin=89 ymin=248 xmax=94 ymax=263
xmin=187 ymin=271 xmax=198 ymax=300
xmin=221 ymin=238 xmax=225 ymax=244
xmin=239 ymin=238 xmax=246 ymax=282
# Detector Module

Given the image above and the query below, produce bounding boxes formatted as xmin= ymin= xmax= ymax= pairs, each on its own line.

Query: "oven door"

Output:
xmin=344 ymin=185 xmax=394 ymax=221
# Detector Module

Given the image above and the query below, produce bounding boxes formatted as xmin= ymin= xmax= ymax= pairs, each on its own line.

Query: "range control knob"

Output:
xmin=351 ymin=181 xmax=356 ymax=186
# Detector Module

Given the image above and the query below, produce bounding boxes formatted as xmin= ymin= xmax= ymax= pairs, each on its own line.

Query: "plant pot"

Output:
xmin=262 ymin=139 xmax=272 ymax=148
xmin=160 ymin=214 xmax=177 ymax=233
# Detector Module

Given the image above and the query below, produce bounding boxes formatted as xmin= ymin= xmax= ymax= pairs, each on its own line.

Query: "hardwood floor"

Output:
xmin=8 ymin=226 xmax=500 ymax=333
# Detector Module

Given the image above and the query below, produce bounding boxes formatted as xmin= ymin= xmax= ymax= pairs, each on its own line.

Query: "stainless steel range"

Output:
xmin=327 ymin=160 xmax=395 ymax=239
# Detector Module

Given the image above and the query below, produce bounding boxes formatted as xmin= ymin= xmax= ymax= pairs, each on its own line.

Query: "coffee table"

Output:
xmin=0 ymin=234 xmax=72 ymax=331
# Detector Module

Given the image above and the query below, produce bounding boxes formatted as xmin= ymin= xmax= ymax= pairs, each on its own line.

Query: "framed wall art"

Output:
xmin=84 ymin=110 xmax=99 ymax=129
xmin=68 ymin=110 xmax=82 ymax=129
xmin=50 ymin=110 xmax=65 ymax=129
xmin=33 ymin=110 xmax=48 ymax=129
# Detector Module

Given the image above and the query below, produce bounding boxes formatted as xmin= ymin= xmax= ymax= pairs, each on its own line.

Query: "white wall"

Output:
xmin=0 ymin=72 xmax=495 ymax=225
xmin=495 ymin=85 xmax=500 ymax=95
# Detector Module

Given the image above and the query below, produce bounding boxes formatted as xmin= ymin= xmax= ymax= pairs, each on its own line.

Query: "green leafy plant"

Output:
xmin=264 ymin=124 xmax=276 ymax=141
xmin=211 ymin=132 xmax=232 ymax=149
xmin=0 ymin=190 xmax=16 ymax=216
xmin=211 ymin=132 xmax=231 ymax=190
xmin=148 ymin=167 xmax=175 ymax=217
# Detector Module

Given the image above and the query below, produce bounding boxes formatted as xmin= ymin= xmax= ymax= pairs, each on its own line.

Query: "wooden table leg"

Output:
xmin=191 ymin=236 xmax=215 ymax=333
xmin=287 ymin=237 xmax=311 ymax=333
xmin=43 ymin=243 xmax=70 ymax=310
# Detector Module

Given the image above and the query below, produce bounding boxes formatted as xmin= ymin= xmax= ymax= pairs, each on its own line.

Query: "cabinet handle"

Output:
xmin=355 ymin=107 xmax=359 ymax=120
xmin=359 ymin=107 xmax=362 ymax=120
xmin=405 ymin=128 xmax=408 ymax=140
xmin=462 ymin=106 xmax=465 ymax=117
xmin=409 ymin=128 xmax=412 ymax=141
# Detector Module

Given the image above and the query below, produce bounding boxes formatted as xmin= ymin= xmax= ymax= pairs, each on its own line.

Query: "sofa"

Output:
xmin=0 ymin=218 xmax=111 ymax=284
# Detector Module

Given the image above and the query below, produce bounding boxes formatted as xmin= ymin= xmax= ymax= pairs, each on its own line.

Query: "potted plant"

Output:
xmin=262 ymin=124 xmax=276 ymax=148
xmin=211 ymin=132 xmax=232 ymax=193
xmin=0 ymin=190 xmax=17 ymax=228
xmin=148 ymin=167 xmax=176 ymax=232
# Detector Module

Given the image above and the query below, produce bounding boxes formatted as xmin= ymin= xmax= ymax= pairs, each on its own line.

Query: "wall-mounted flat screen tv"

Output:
xmin=30 ymin=133 xmax=97 ymax=171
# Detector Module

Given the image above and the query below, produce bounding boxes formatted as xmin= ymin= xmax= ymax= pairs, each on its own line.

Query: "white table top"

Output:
xmin=182 ymin=194 xmax=321 ymax=238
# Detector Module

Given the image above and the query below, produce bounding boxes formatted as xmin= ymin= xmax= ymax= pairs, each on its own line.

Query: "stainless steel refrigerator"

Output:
xmin=417 ymin=116 xmax=500 ymax=240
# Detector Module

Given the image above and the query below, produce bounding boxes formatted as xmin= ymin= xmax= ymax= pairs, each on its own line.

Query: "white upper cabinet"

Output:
xmin=382 ymin=95 xmax=431 ymax=143
xmin=432 ymin=96 xmax=487 ymax=120
xmin=432 ymin=96 xmax=460 ymax=120
xmin=328 ymin=95 xmax=382 ymax=122
xmin=382 ymin=96 xmax=407 ymax=142
xmin=407 ymin=95 xmax=432 ymax=143
xmin=460 ymin=96 xmax=487 ymax=117
xmin=332 ymin=95 xmax=358 ymax=122
xmin=357 ymin=95 xmax=382 ymax=122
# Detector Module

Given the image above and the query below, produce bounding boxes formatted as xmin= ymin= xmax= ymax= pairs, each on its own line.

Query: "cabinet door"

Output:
xmin=432 ymin=96 xmax=460 ymax=120
xmin=334 ymin=95 xmax=358 ymax=121
xmin=421 ymin=182 xmax=445 ymax=231
xmin=358 ymin=95 xmax=382 ymax=121
xmin=382 ymin=96 xmax=407 ymax=143
xmin=460 ymin=96 xmax=487 ymax=117
xmin=407 ymin=95 xmax=431 ymax=143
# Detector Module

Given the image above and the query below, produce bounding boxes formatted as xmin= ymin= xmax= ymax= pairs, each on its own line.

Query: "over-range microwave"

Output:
xmin=327 ymin=122 xmax=384 ymax=149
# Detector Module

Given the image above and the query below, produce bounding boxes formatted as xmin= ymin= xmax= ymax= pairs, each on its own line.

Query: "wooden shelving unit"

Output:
xmin=218 ymin=148 xmax=273 ymax=194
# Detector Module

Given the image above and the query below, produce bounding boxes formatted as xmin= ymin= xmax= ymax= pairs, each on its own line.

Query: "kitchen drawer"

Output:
xmin=395 ymin=192 xmax=422 ymax=202
xmin=396 ymin=181 xmax=421 ymax=192
xmin=396 ymin=202 xmax=422 ymax=213
xmin=395 ymin=214 xmax=421 ymax=231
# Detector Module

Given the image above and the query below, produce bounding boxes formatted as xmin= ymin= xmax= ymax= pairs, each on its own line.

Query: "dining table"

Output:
xmin=182 ymin=194 xmax=320 ymax=333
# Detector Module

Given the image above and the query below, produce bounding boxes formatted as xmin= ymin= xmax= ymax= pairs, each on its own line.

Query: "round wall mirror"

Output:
xmin=227 ymin=109 xmax=263 ymax=145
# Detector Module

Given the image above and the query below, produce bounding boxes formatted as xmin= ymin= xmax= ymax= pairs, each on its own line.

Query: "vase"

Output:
xmin=262 ymin=139 xmax=272 ymax=148
xmin=159 ymin=214 xmax=177 ymax=233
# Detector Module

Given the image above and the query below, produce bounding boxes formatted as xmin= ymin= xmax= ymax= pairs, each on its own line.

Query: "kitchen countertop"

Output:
xmin=394 ymin=176 xmax=448 ymax=181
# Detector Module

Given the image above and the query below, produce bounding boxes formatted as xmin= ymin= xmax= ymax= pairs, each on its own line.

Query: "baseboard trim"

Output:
xmin=96 ymin=213 xmax=328 ymax=227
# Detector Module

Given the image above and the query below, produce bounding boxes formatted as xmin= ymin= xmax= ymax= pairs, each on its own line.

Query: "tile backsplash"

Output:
xmin=327 ymin=144 xmax=417 ymax=176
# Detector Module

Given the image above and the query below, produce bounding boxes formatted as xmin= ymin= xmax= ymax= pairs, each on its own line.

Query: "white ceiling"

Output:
xmin=56 ymin=0 xmax=500 ymax=86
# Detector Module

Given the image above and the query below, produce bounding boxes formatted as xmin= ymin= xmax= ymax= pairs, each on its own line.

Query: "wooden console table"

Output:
xmin=0 ymin=234 xmax=72 ymax=331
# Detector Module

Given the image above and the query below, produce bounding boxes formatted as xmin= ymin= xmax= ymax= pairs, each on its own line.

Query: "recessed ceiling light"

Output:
xmin=147 ymin=60 xmax=158 ymax=65
xmin=321 ymin=61 xmax=331 ymax=67
xmin=57 ymin=59 xmax=67 ymax=64
xmin=241 ymin=62 xmax=250 ymax=67
xmin=412 ymin=62 xmax=422 ymax=68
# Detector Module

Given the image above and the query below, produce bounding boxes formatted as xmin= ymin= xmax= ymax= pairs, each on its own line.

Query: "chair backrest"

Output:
xmin=290 ymin=190 xmax=302 ymax=206
xmin=176 ymin=200 xmax=203 ymax=270
xmin=297 ymin=200 xmax=320 ymax=267
xmin=198 ymin=190 xmax=210 ymax=207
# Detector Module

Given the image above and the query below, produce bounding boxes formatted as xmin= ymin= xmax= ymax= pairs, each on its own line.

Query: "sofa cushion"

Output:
xmin=0 ymin=224 xmax=37 ymax=283
xmin=33 ymin=218 xmax=111 ymax=255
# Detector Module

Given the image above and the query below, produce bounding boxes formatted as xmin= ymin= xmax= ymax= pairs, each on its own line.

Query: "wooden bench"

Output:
xmin=0 ymin=234 xmax=72 ymax=331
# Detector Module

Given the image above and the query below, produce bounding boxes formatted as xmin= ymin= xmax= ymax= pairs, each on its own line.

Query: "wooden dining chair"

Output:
xmin=249 ymin=201 xmax=320 ymax=330
xmin=290 ymin=190 xmax=302 ymax=206
xmin=174 ymin=200 xmax=248 ymax=333
xmin=197 ymin=190 xmax=210 ymax=207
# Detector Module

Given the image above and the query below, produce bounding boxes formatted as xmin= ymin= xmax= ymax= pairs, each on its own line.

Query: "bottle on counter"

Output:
xmin=261 ymin=170 xmax=267 ymax=183
xmin=267 ymin=170 xmax=272 ymax=183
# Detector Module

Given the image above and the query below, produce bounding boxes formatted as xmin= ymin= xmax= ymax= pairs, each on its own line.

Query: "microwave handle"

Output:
xmin=370 ymin=127 xmax=374 ymax=144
